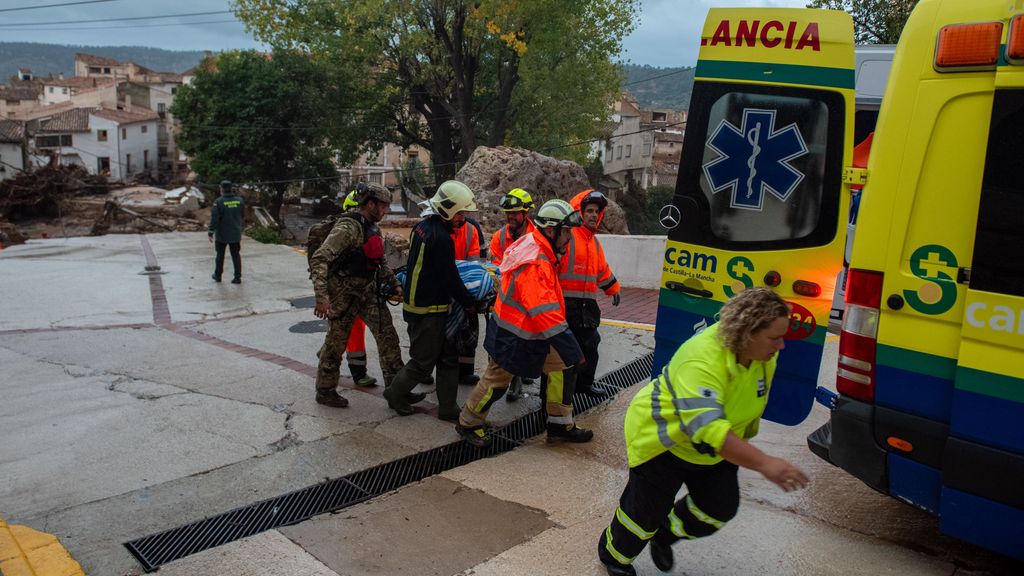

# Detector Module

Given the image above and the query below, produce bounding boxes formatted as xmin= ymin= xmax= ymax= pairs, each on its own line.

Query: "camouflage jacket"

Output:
xmin=310 ymin=217 xmax=398 ymax=303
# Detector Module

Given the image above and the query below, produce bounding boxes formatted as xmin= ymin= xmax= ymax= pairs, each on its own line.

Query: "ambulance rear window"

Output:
xmin=972 ymin=90 xmax=1024 ymax=297
xmin=671 ymin=82 xmax=845 ymax=251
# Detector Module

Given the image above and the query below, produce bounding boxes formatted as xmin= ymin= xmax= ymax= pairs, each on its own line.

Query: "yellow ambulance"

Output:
xmin=654 ymin=0 xmax=1023 ymax=560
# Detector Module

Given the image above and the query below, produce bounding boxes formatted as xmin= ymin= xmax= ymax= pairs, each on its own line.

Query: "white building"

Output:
xmin=0 ymin=119 xmax=25 ymax=181
xmin=32 ymin=107 xmax=159 ymax=181
xmin=595 ymin=96 xmax=653 ymax=197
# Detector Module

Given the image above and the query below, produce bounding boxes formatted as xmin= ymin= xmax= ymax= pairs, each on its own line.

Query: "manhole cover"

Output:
xmin=289 ymin=320 xmax=327 ymax=333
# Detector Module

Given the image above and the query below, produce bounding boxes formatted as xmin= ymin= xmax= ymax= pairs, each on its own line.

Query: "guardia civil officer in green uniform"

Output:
xmin=208 ymin=180 xmax=245 ymax=283
xmin=310 ymin=183 xmax=416 ymax=408
xmin=598 ymin=287 xmax=809 ymax=576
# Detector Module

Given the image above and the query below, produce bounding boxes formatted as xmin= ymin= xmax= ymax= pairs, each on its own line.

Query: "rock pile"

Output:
xmin=453 ymin=146 xmax=629 ymax=235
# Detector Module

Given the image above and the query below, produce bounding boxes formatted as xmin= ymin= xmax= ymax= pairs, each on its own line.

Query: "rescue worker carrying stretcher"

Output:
xmin=457 ymin=199 xmax=594 ymax=447
xmin=450 ymin=213 xmax=486 ymax=386
xmin=336 ymin=189 xmax=376 ymax=387
xmin=310 ymin=183 xmax=409 ymax=408
xmin=489 ymin=187 xmax=538 ymax=401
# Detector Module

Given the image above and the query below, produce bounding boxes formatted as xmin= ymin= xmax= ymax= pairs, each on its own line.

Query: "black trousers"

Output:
xmin=571 ymin=324 xmax=601 ymax=391
xmin=457 ymin=313 xmax=479 ymax=379
xmin=599 ymin=451 xmax=740 ymax=567
xmin=214 ymin=241 xmax=241 ymax=280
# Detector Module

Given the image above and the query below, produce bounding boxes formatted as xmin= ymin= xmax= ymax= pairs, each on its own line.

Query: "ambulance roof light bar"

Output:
xmin=934 ymin=21 xmax=1002 ymax=72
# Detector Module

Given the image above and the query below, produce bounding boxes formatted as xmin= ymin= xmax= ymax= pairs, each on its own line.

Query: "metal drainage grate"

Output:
xmin=124 ymin=352 xmax=654 ymax=571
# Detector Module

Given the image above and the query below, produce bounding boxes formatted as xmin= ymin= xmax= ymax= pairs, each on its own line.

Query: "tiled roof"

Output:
xmin=0 ymin=87 xmax=40 ymax=101
xmin=9 ymin=100 xmax=76 ymax=121
xmin=41 ymin=77 xmax=117 ymax=90
xmin=91 ymin=107 xmax=159 ymax=125
xmin=39 ymin=108 xmax=93 ymax=133
xmin=0 ymin=119 xmax=24 ymax=143
xmin=76 ymin=53 xmax=122 ymax=67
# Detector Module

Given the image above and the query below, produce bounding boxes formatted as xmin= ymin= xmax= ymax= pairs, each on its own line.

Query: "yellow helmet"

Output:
xmin=342 ymin=189 xmax=360 ymax=210
xmin=430 ymin=180 xmax=477 ymax=220
xmin=499 ymin=188 xmax=534 ymax=212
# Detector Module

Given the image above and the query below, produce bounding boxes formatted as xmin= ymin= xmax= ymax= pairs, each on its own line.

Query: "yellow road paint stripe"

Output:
xmin=602 ymin=319 xmax=656 ymax=331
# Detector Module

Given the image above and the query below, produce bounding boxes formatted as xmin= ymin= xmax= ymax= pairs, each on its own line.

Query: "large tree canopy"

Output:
xmin=807 ymin=0 xmax=919 ymax=44
xmin=232 ymin=0 xmax=639 ymax=181
xmin=172 ymin=49 xmax=360 ymax=224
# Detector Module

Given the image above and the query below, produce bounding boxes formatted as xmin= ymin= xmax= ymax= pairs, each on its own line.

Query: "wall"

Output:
xmin=0 ymin=142 xmax=24 ymax=181
xmin=596 ymin=233 xmax=666 ymax=289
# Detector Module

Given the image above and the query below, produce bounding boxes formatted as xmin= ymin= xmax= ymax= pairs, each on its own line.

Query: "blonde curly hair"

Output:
xmin=716 ymin=287 xmax=790 ymax=354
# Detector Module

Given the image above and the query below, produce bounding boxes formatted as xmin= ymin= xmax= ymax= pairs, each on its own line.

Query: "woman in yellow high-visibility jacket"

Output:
xmin=598 ymin=287 xmax=809 ymax=576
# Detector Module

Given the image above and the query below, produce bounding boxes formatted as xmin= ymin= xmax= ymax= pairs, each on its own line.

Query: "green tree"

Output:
xmin=807 ymin=0 xmax=919 ymax=44
xmin=232 ymin=0 xmax=639 ymax=180
xmin=172 ymin=49 xmax=359 ymax=225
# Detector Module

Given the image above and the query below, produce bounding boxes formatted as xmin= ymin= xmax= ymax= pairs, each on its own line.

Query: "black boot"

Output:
xmin=598 ymin=542 xmax=636 ymax=576
xmin=506 ymin=376 xmax=523 ymax=402
xmin=578 ymin=385 xmax=610 ymax=398
xmin=649 ymin=538 xmax=674 ymax=572
xmin=315 ymin=389 xmax=348 ymax=408
xmin=547 ymin=423 xmax=594 ymax=443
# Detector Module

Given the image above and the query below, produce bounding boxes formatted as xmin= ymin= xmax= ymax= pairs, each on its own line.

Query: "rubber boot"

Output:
xmin=546 ymin=423 xmax=594 ymax=443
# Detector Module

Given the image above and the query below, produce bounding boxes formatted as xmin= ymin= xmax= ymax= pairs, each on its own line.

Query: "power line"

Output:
xmin=624 ymin=68 xmax=691 ymax=86
xmin=0 ymin=0 xmax=118 ymax=13
xmin=0 ymin=9 xmax=233 ymax=28
xmin=0 ymin=19 xmax=239 ymax=32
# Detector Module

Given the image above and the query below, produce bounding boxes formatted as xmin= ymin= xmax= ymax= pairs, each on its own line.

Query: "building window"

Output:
xmin=368 ymin=172 xmax=384 ymax=185
xmin=144 ymin=149 xmax=149 ymax=169
xmin=48 ymin=87 xmax=54 ymax=94
xmin=126 ymin=153 xmax=132 ymax=173
xmin=103 ymin=67 xmax=111 ymax=74
xmin=626 ymin=144 xmax=632 ymax=158
xmin=141 ymin=125 xmax=148 ymax=133
xmin=616 ymin=145 xmax=623 ymax=159
xmin=89 ymin=67 xmax=101 ymax=74
xmin=97 ymin=129 xmax=108 ymax=141
xmin=642 ymin=143 xmax=651 ymax=156
xmin=98 ymin=157 xmax=110 ymax=174
xmin=171 ymin=87 xmax=178 ymax=95
xmin=61 ymin=88 xmax=68 ymax=95
xmin=37 ymin=134 xmax=72 ymax=148
xmin=122 ymin=128 xmax=127 ymax=140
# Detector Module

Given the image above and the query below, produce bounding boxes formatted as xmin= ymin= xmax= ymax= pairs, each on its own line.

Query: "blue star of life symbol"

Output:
xmin=702 ymin=108 xmax=808 ymax=211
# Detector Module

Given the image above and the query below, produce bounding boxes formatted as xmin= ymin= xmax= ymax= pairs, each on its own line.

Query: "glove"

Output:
xmin=612 ymin=293 xmax=621 ymax=307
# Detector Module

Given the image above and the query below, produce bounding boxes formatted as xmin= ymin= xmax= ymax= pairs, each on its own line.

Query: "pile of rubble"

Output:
xmin=0 ymin=165 xmax=107 ymax=221
xmin=454 ymin=146 xmax=630 ymax=234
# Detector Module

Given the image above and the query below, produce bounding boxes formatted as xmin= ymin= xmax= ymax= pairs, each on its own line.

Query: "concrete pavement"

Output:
xmin=0 ymin=232 xmax=1018 ymax=576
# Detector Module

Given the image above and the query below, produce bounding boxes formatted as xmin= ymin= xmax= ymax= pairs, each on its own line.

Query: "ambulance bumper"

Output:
xmin=807 ymin=396 xmax=889 ymax=493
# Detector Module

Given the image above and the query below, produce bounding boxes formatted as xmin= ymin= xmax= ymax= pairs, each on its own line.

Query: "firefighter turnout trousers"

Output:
xmin=599 ymin=451 xmax=739 ymax=569
xmin=460 ymin=347 xmax=577 ymax=427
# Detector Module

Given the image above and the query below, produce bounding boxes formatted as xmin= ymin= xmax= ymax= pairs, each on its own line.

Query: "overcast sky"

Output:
xmin=1 ymin=0 xmax=809 ymax=68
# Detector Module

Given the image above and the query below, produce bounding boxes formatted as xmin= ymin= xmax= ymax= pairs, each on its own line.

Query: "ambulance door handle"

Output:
xmin=666 ymin=281 xmax=713 ymax=298
xmin=957 ymin=267 xmax=971 ymax=285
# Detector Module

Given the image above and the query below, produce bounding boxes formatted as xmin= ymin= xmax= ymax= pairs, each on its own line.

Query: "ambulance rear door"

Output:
xmin=654 ymin=8 xmax=855 ymax=425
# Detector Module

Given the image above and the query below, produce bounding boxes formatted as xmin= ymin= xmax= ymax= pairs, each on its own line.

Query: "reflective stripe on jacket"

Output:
xmin=451 ymin=218 xmax=482 ymax=260
xmin=483 ymin=228 xmax=582 ymax=378
xmin=403 ymin=215 xmax=476 ymax=317
xmin=557 ymin=190 xmax=620 ymax=300
xmin=623 ymin=324 xmax=776 ymax=468
xmin=489 ymin=219 xmax=536 ymax=266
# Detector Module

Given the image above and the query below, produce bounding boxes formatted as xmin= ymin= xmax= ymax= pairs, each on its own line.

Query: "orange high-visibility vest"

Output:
xmin=557 ymin=191 xmax=620 ymax=300
xmin=489 ymin=219 xmax=536 ymax=265
xmin=451 ymin=220 xmax=481 ymax=260
xmin=493 ymin=229 xmax=570 ymax=340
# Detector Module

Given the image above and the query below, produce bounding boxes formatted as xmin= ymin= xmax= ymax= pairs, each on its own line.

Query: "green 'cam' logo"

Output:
xmin=904 ymin=244 xmax=958 ymax=315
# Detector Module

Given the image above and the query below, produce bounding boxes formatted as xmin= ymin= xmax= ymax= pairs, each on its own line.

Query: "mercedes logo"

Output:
xmin=659 ymin=204 xmax=681 ymax=229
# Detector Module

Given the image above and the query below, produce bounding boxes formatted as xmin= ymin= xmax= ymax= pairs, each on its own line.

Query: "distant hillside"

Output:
xmin=0 ymin=42 xmax=206 ymax=80
xmin=622 ymin=64 xmax=695 ymax=112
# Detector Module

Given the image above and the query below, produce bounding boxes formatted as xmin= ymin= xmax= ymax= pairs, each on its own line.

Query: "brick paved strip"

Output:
xmin=139 ymin=235 xmax=172 ymax=327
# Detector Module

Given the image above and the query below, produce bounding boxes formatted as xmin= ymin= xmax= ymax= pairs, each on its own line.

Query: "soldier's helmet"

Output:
xmin=357 ymin=182 xmax=392 ymax=205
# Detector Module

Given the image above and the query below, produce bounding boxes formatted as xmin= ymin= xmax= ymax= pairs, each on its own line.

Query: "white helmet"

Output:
xmin=430 ymin=180 xmax=477 ymax=220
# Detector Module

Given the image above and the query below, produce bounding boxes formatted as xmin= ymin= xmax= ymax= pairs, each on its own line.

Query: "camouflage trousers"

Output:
xmin=316 ymin=281 xmax=403 ymax=391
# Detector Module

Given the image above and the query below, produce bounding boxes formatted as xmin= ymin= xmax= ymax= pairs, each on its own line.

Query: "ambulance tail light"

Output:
xmin=934 ymin=22 xmax=1003 ymax=72
xmin=1008 ymin=14 xmax=1024 ymax=64
xmin=837 ymin=269 xmax=883 ymax=402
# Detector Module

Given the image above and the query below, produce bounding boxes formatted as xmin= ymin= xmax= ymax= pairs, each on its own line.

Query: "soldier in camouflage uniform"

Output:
xmin=310 ymin=183 xmax=420 ymax=408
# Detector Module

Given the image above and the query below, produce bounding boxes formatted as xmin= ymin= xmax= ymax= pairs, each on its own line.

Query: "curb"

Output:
xmin=0 ymin=516 xmax=85 ymax=576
